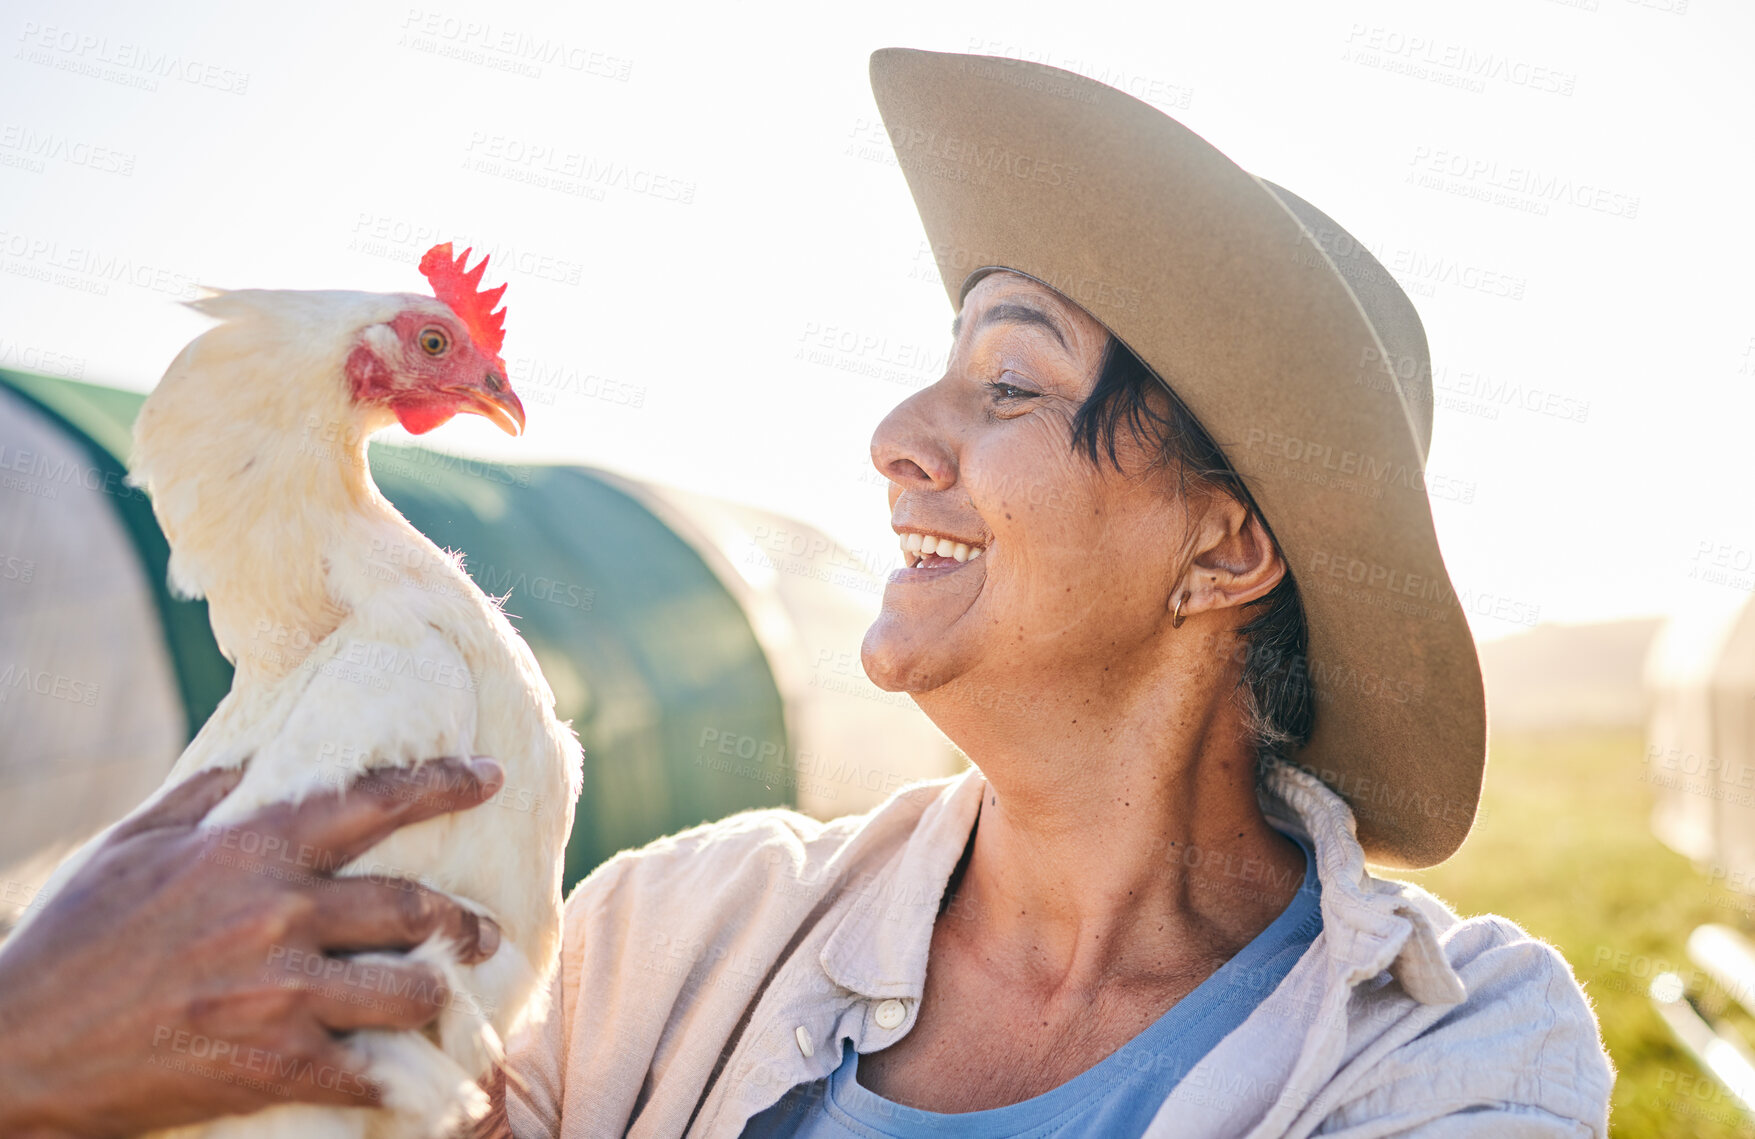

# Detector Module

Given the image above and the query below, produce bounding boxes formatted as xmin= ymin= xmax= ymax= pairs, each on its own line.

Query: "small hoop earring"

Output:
xmin=1172 ymin=591 xmax=1188 ymax=629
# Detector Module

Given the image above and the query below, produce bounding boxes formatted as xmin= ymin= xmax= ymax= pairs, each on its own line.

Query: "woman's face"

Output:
xmin=862 ymin=272 xmax=1194 ymax=703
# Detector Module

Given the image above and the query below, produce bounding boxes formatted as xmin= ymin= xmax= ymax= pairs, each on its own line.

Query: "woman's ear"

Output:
xmin=1173 ymin=498 xmax=1286 ymax=624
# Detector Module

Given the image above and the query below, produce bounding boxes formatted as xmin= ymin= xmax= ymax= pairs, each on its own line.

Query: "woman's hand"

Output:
xmin=0 ymin=756 xmax=506 ymax=1139
xmin=470 ymin=1066 xmax=513 ymax=1139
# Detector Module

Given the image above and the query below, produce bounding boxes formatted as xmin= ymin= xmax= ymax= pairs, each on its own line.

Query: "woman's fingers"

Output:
xmin=0 ymin=754 xmax=512 ymax=1135
xmin=314 ymin=876 xmax=501 ymax=964
xmin=112 ymin=764 xmax=248 ymax=840
xmin=241 ymin=1032 xmax=386 ymax=1109
xmin=273 ymin=756 xmax=505 ymax=869
xmin=471 ymin=1067 xmax=514 ymax=1139
xmin=291 ymin=958 xmax=455 ymax=1033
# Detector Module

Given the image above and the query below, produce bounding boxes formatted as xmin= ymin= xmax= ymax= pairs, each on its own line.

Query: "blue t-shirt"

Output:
xmin=742 ymin=833 xmax=1322 ymax=1138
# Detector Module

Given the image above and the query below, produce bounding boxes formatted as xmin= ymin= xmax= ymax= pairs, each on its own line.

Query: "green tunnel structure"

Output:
xmin=0 ymin=369 xmax=952 ymax=902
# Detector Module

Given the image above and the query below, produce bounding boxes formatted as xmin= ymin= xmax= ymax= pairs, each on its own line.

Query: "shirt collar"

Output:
xmin=819 ymin=767 xmax=985 ymax=999
xmin=1261 ymin=757 xmax=1467 ymax=1006
xmin=817 ymin=759 xmax=1465 ymax=1008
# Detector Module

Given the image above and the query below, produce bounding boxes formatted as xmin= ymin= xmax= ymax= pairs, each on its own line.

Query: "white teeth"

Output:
xmin=895 ymin=530 xmax=987 ymax=567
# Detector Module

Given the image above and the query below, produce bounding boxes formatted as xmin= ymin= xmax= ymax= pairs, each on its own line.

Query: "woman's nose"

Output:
xmin=870 ymin=389 xmax=957 ymax=491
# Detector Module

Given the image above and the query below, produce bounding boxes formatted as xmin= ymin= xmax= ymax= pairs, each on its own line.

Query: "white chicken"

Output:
xmin=16 ymin=244 xmax=583 ymax=1138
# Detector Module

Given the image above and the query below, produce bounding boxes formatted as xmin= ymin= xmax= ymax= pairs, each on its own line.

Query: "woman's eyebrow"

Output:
xmin=951 ymin=302 xmax=1070 ymax=348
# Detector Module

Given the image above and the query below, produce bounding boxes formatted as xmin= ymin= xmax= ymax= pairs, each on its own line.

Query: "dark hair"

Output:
xmin=1070 ymin=336 xmax=1315 ymax=763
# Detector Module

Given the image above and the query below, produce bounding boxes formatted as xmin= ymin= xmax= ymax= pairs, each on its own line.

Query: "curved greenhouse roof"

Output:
xmin=0 ymin=370 xmax=956 ymax=925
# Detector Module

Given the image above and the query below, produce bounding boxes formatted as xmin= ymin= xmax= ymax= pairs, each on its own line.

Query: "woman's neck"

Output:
xmin=925 ymin=652 xmax=1307 ymax=995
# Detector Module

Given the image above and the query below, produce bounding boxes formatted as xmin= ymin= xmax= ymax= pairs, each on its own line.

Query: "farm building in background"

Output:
xmin=0 ymin=370 xmax=959 ymax=932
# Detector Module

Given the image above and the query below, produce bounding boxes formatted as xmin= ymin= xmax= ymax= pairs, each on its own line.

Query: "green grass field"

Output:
xmin=1400 ymin=729 xmax=1755 ymax=1138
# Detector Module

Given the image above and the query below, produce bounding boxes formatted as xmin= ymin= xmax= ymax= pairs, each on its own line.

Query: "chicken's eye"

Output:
xmin=418 ymin=326 xmax=451 ymax=357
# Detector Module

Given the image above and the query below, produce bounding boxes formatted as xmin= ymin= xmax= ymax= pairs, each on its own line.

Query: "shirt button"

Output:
xmin=794 ymin=1025 xmax=815 ymax=1058
xmin=874 ymin=999 xmax=907 ymax=1030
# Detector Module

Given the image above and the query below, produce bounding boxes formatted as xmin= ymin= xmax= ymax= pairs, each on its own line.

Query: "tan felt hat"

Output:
xmin=871 ymin=48 xmax=1486 ymax=868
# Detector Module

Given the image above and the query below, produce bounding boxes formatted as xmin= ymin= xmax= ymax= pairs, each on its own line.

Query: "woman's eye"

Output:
xmin=986 ymin=377 xmax=1040 ymax=402
xmin=418 ymin=327 xmax=451 ymax=357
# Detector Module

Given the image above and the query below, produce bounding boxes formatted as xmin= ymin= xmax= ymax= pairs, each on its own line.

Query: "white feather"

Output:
xmin=20 ymin=289 xmax=584 ymax=1138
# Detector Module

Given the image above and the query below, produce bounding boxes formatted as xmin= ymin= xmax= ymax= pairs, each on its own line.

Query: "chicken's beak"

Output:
xmin=449 ymin=376 xmax=527 ymax=437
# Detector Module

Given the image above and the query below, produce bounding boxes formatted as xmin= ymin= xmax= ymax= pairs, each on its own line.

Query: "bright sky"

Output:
xmin=3 ymin=0 xmax=1751 ymax=641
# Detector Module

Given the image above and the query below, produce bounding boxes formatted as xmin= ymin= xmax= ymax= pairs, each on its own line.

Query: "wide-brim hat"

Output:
xmin=870 ymin=48 xmax=1486 ymax=867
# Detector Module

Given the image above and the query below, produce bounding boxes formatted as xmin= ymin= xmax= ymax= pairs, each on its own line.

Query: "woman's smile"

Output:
xmin=895 ymin=528 xmax=988 ymax=570
xmin=887 ymin=536 xmax=989 ymax=588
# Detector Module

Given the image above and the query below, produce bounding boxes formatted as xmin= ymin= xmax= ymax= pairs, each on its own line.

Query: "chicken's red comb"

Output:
xmin=419 ymin=243 xmax=507 ymax=358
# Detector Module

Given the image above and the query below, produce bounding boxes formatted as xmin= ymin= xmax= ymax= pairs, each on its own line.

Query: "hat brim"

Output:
xmin=870 ymin=47 xmax=1486 ymax=868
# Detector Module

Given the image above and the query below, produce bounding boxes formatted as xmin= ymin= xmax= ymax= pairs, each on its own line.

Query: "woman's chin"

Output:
xmin=861 ymin=617 xmax=957 ymax=694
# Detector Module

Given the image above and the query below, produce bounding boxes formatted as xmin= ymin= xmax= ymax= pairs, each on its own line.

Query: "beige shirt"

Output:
xmin=507 ymin=761 xmax=1614 ymax=1138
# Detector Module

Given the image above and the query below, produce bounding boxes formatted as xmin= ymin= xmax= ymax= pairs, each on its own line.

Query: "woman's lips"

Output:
xmin=898 ymin=530 xmax=987 ymax=568
xmin=887 ymin=550 xmax=982 ymax=584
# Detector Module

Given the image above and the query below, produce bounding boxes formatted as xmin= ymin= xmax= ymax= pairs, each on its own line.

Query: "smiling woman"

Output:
xmin=876 ymin=281 xmax=1315 ymax=766
xmin=833 ymin=267 xmax=1319 ymax=1122
xmin=486 ymin=51 xmax=1612 ymax=1139
xmin=0 ymin=45 xmax=1615 ymax=1139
